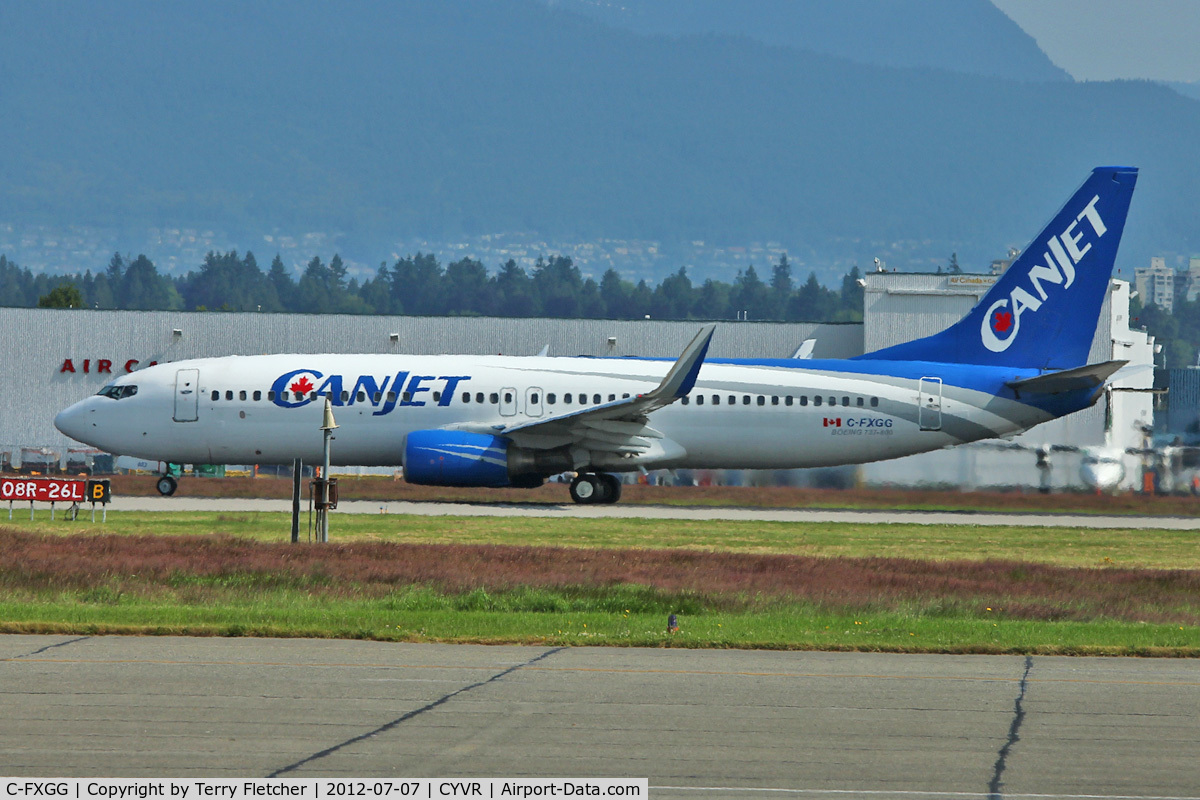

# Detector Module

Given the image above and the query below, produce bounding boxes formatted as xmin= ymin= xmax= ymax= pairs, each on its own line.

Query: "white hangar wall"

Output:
xmin=0 ymin=308 xmax=862 ymax=460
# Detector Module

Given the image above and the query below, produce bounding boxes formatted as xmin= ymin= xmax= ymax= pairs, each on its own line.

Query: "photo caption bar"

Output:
xmin=1 ymin=780 xmax=647 ymax=800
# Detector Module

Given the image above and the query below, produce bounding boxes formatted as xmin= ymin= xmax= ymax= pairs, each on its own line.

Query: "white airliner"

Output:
xmin=56 ymin=167 xmax=1139 ymax=504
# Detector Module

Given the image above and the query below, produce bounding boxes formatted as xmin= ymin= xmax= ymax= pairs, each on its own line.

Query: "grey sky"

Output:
xmin=992 ymin=0 xmax=1200 ymax=83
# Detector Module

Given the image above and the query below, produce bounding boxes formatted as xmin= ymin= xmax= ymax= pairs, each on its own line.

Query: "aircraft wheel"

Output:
xmin=598 ymin=473 xmax=622 ymax=504
xmin=156 ymin=475 xmax=178 ymax=496
xmin=569 ymin=474 xmax=599 ymax=504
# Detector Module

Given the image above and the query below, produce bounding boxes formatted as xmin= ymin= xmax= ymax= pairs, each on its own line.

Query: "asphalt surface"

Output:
xmin=104 ymin=495 xmax=1200 ymax=529
xmin=2 ymin=634 xmax=1198 ymax=797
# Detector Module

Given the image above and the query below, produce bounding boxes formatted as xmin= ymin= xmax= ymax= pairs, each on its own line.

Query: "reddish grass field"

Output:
xmin=64 ymin=474 xmax=1200 ymax=516
xmin=4 ymin=529 xmax=1197 ymax=625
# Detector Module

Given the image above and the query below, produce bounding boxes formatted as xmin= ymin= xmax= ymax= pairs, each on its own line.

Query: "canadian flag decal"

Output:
xmin=823 ymin=417 xmax=841 ymax=427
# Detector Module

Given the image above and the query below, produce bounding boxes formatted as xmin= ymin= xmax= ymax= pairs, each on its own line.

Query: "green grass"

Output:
xmin=15 ymin=510 xmax=1200 ymax=569
xmin=2 ymin=590 xmax=1197 ymax=656
xmin=4 ymin=512 xmax=1200 ymax=655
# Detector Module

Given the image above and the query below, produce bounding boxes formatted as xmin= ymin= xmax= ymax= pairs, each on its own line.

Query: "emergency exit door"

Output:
xmin=918 ymin=377 xmax=942 ymax=431
xmin=174 ymin=369 xmax=199 ymax=422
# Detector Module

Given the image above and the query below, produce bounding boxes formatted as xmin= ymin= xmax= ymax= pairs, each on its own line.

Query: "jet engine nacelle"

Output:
xmin=402 ymin=430 xmax=572 ymax=489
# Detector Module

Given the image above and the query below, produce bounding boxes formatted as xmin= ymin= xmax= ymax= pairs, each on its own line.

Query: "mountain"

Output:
xmin=1 ymin=0 xmax=1198 ymax=281
xmin=546 ymin=0 xmax=1072 ymax=83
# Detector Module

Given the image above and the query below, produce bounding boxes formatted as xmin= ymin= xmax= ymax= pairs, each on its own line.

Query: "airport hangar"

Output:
xmin=1 ymin=272 xmax=1154 ymax=491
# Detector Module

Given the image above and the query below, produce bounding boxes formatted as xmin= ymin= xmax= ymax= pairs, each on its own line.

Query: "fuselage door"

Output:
xmin=499 ymin=387 xmax=518 ymax=417
xmin=918 ymin=376 xmax=942 ymax=431
xmin=174 ymin=368 xmax=200 ymax=422
xmin=525 ymin=387 xmax=544 ymax=418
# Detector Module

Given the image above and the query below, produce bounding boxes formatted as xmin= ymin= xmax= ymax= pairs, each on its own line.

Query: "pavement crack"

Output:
xmin=267 ymin=646 xmax=566 ymax=777
xmin=988 ymin=654 xmax=1033 ymax=800
xmin=4 ymin=636 xmax=90 ymax=660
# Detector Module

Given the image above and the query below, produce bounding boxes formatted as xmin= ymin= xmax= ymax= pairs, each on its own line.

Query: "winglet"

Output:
xmin=644 ymin=324 xmax=715 ymax=405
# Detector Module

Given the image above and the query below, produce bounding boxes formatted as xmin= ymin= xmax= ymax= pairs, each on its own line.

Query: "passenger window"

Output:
xmin=372 ymin=392 xmax=381 ymax=403
xmin=387 ymin=391 xmax=397 ymax=403
xmin=785 ymin=396 xmax=793 ymax=406
xmin=681 ymin=396 xmax=689 ymax=405
xmin=564 ymin=393 xmax=573 ymax=404
xmin=799 ymin=396 xmax=807 ymax=406
xmin=743 ymin=396 xmax=750 ymax=405
xmin=857 ymin=397 xmax=864 ymax=407
xmin=462 ymin=392 xmax=471 ymax=403
xmin=357 ymin=391 xmax=367 ymax=402
xmin=267 ymin=391 xmax=275 ymax=401
xmin=402 ymin=392 xmax=412 ymax=402
xmin=757 ymin=396 xmax=765 ymax=406
xmin=547 ymin=393 xmax=556 ymax=404
xmin=871 ymin=397 xmax=879 ymax=408
xmin=504 ymin=391 xmax=513 ymax=403
xmin=842 ymin=396 xmax=850 ymax=407
xmin=712 ymin=395 xmax=720 ymax=405
xmin=622 ymin=393 xmax=630 ymax=399
xmin=814 ymin=396 xmax=822 ymax=407
xmin=530 ymin=393 xmax=539 ymax=404
xmin=253 ymin=390 xmax=261 ymax=401
xmin=239 ymin=390 xmax=247 ymax=401
xmin=476 ymin=392 xmax=484 ymax=403
xmin=593 ymin=394 xmax=601 ymax=404
xmin=728 ymin=396 xmax=736 ymax=405
xmin=490 ymin=392 xmax=499 ymax=404
xmin=828 ymin=396 xmax=835 ymax=406
xmin=697 ymin=395 xmax=705 ymax=406
xmin=341 ymin=391 xmax=350 ymax=402
xmin=211 ymin=390 xmax=219 ymax=401
xmin=226 ymin=390 xmax=233 ymax=401
xmin=432 ymin=391 xmax=441 ymax=403
xmin=608 ymin=394 xmax=615 ymax=402
xmin=771 ymin=396 xmax=779 ymax=406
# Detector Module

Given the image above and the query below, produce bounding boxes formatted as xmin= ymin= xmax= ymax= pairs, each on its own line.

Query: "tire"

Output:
xmin=569 ymin=474 xmax=599 ymax=504
xmin=598 ymin=473 xmax=622 ymax=504
xmin=156 ymin=475 xmax=178 ymax=496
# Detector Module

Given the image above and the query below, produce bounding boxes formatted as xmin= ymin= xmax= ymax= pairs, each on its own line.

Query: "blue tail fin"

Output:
xmin=857 ymin=166 xmax=1138 ymax=369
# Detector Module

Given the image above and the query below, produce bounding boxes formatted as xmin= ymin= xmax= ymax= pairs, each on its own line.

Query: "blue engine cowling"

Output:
xmin=403 ymin=430 xmax=571 ymax=488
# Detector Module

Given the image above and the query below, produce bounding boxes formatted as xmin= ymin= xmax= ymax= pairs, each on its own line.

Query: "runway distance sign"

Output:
xmin=1 ymin=477 xmax=111 ymax=503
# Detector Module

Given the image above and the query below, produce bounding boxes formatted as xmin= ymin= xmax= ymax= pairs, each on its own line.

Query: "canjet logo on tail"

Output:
xmin=981 ymin=195 xmax=1107 ymax=353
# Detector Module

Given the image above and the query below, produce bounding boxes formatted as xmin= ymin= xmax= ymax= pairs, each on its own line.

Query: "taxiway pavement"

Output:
xmin=105 ymin=495 xmax=1200 ymax=529
xmin=2 ymin=635 xmax=1198 ymax=797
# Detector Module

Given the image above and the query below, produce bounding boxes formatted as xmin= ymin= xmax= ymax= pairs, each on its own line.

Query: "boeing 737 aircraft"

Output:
xmin=56 ymin=167 xmax=1138 ymax=503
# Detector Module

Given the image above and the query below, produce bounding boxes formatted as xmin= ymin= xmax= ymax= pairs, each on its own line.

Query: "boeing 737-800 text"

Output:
xmin=55 ymin=167 xmax=1138 ymax=503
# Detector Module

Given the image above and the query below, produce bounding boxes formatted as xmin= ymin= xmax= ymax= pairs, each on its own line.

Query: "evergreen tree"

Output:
xmin=599 ymin=269 xmax=632 ymax=318
xmin=492 ymin=259 xmax=535 ymax=317
xmin=267 ymin=254 xmax=295 ymax=310
xmin=445 ymin=257 xmax=491 ymax=315
xmin=651 ymin=267 xmax=694 ymax=320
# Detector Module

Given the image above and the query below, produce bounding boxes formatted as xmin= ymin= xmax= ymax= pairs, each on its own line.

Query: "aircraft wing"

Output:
xmin=455 ymin=324 xmax=714 ymax=457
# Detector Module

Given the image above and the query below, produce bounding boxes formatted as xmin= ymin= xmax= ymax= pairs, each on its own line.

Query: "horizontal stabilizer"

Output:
xmin=1007 ymin=360 xmax=1127 ymax=395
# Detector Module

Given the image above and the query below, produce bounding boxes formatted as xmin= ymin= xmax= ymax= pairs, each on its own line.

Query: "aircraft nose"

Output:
xmin=54 ymin=402 xmax=90 ymax=441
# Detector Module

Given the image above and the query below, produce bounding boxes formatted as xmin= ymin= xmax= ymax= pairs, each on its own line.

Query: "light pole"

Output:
xmin=318 ymin=397 xmax=338 ymax=543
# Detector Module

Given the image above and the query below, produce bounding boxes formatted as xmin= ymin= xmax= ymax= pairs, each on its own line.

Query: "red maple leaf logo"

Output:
xmin=992 ymin=310 xmax=1013 ymax=334
xmin=289 ymin=375 xmax=315 ymax=395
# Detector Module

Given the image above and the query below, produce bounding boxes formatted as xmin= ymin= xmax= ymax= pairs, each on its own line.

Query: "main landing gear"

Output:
xmin=156 ymin=475 xmax=178 ymax=496
xmin=569 ymin=472 xmax=622 ymax=505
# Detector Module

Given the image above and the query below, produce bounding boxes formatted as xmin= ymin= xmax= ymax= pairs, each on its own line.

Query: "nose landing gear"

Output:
xmin=569 ymin=472 xmax=622 ymax=504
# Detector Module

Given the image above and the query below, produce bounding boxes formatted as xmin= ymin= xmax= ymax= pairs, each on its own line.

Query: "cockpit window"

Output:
xmin=97 ymin=385 xmax=138 ymax=400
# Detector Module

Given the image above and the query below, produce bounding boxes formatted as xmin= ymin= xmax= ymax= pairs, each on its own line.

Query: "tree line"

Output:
xmin=1 ymin=251 xmax=865 ymax=323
